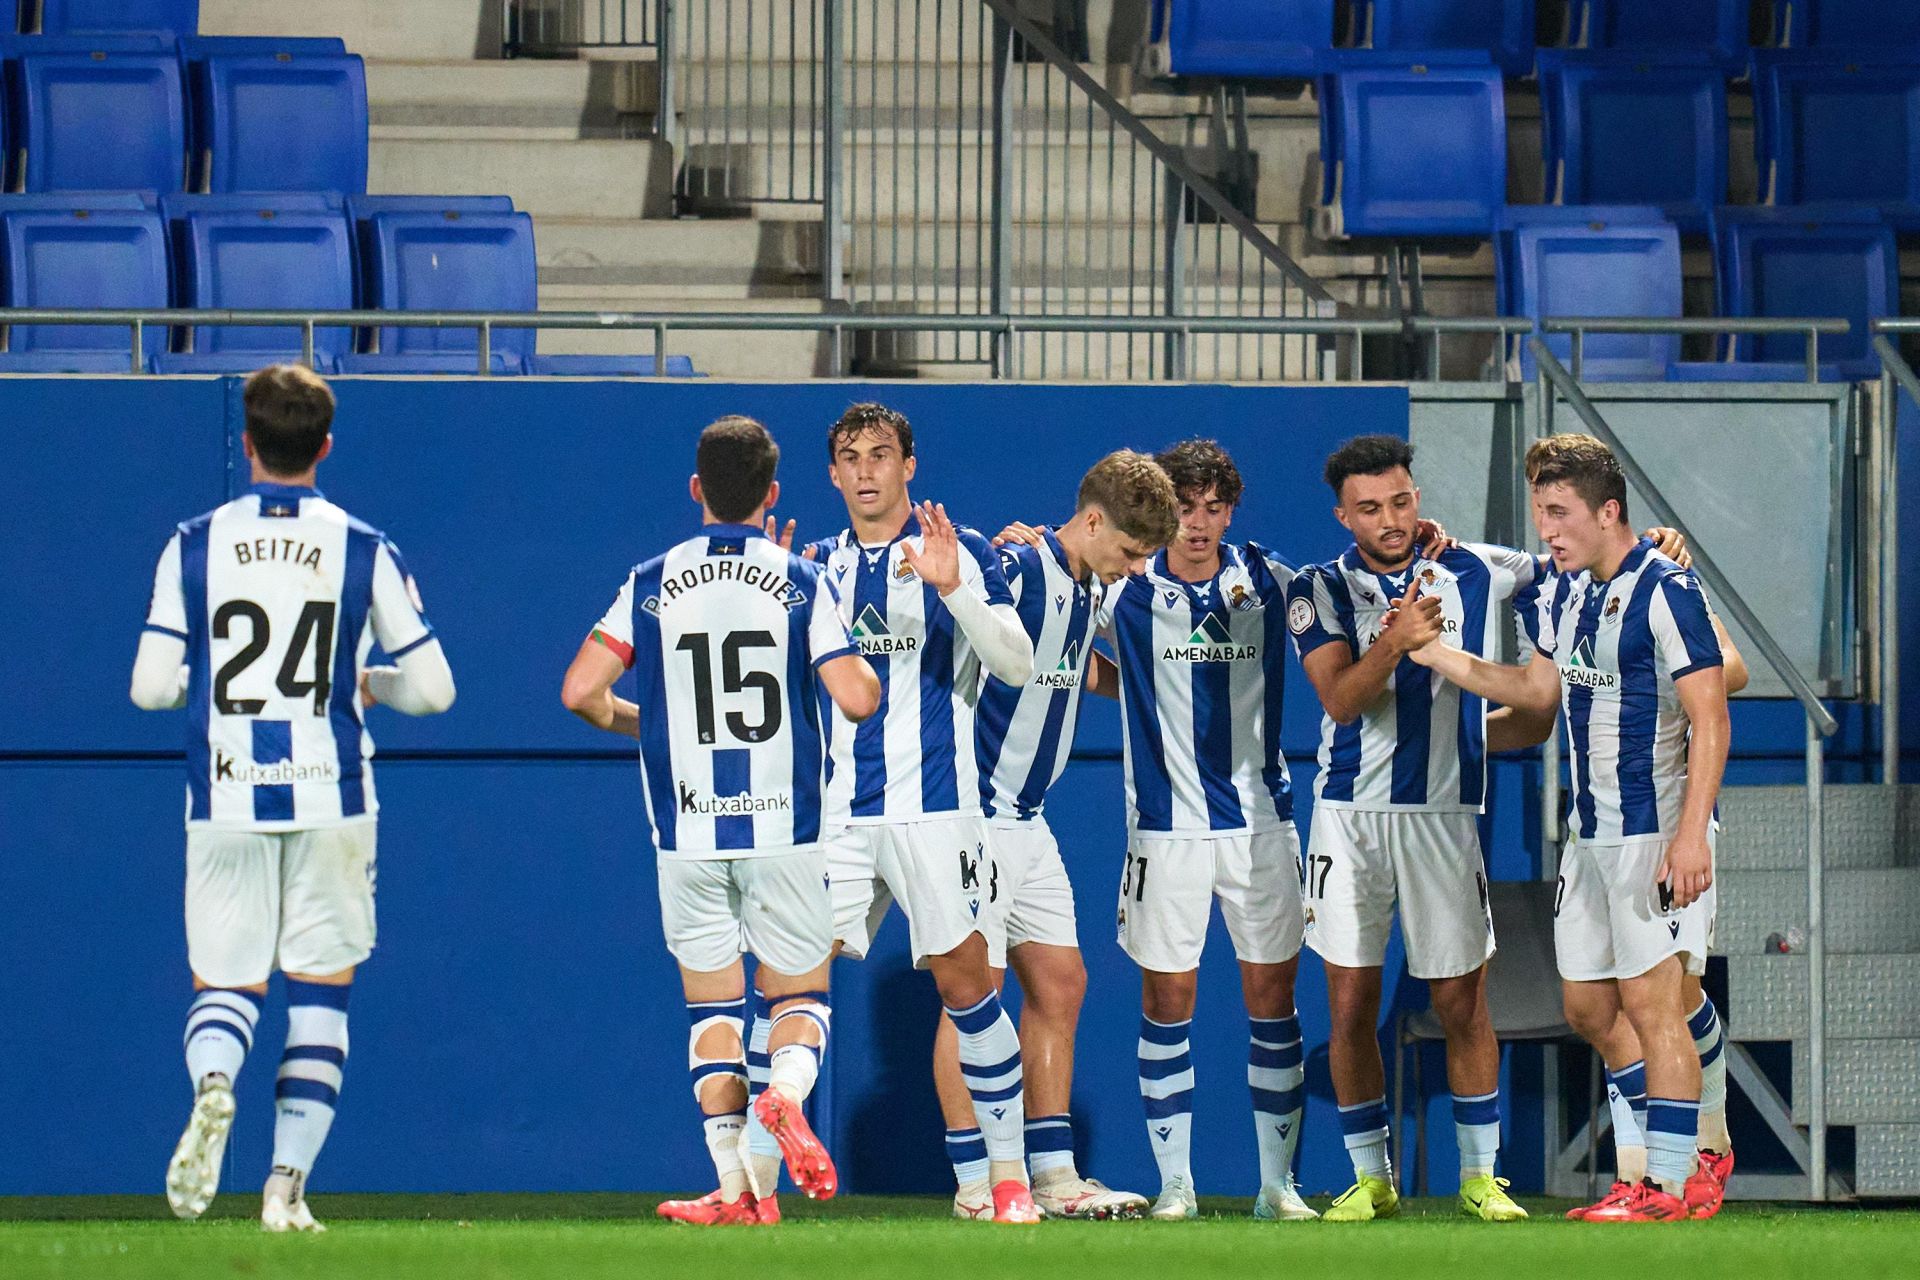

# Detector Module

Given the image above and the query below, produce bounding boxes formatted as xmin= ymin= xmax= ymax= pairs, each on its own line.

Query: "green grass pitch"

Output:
xmin=3 ymin=1194 xmax=1914 ymax=1280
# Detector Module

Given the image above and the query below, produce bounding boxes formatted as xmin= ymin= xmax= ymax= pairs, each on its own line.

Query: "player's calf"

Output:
xmin=755 ymin=990 xmax=837 ymax=1200
xmin=168 ymin=986 xmax=262 ymax=1220
xmin=687 ymin=996 xmax=752 ymax=1205
xmin=264 ymin=980 xmax=351 ymax=1230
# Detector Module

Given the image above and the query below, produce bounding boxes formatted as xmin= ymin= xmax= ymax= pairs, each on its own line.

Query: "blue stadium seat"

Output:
xmin=1711 ymin=205 xmax=1895 ymax=377
xmin=1148 ymin=0 xmax=1337 ymax=78
xmin=1665 ymin=360 xmax=1848 ymax=381
xmin=527 ymin=354 xmax=700 ymax=378
xmin=1570 ymin=0 xmax=1749 ymax=68
xmin=32 ymin=0 xmax=197 ymax=38
xmin=1775 ymin=1 xmax=1920 ymax=50
xmin=1537 ymin=51 xmax=1726 ymax=233
xmin=153 ymin=195 xmax=353 ymax=373
xmin=1501 ymin=211 xmax=1683 ymax=380
xmin=1362 ymin=0 xmax=1536 ymax=78
xmin=1492 ymin=203 xmax=1668 ymax=312
xmin=178 ymin=37 xmax=366 ymax=193
xmin=347 ymin=209 xmax=536 ymax=375
xmin=341 ymin=195 xmax=516 ymax=324
xmin=1751 ymin=54 xmax=1920 ymax=229
xmin=0 ymin=201 xmax=167 ymax=370
xmin=1319 ymin=59 xmax=1506 ymax=237
xmin=5 ymin=39 xmax=186 ymax=191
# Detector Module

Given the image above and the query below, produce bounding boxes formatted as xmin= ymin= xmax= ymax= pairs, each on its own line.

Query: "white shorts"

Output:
xmin=1116 ymin=826 xmax=1305 ymax=974
xmin=657 ymin=850 xmax=832 ymax=976
xmin=828 ymin=815 xmax=994 ymax=968
xmin=185 ymin=823 xmax=377 ymax=988
xmin=1303 ymin=808 xmax=1495 ymax=980
xmin=982 ymin=819 xmax=1080 ymax=968
xmin=1554 ymin=831 xmax=1718 ymax=982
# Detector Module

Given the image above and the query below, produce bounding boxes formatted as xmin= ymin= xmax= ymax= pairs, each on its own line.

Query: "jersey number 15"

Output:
xmin=676 ymin=630 xmax=783 ymax=745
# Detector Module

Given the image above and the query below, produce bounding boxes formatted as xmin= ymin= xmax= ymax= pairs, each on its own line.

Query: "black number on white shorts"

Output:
xmin=1553 ymin=875 xmax=1566 ymax=918
xmin=1122 ymin=852 xmax=1149 ymax=902
xmin=1309 ymin=854 xmax=1333 ymax=899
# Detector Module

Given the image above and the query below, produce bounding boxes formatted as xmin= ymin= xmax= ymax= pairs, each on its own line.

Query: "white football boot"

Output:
xmin=953 ymin=1180 xmax=995 ymax=1220
xmin=261 ymin=1168 xmax=327 ymax=1233
xmin=1253 ymin=1178 xmax=1319 ymax=1221
xmin=1149 ymin=1175 xmax=1199 ymax=1220
xmin=165 ymin=1075 xmax=235 ymax=1220
xmin=1032 ymin=1172 xmax=1148 ymax=1220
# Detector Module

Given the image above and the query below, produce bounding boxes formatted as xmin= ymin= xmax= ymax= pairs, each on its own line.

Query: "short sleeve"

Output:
xmin=801 ymin=534 xmax=840 ymax=564
xmin=1245 ymin=541 xmax=1296 ymax=603
xmin=958 ymin=528 xmax=1015 ymax=607
xmin=1285 ymin=569 xmax=1348 ymax=660
xmin=143 ymin=531 xmax=187 ymax=640
xmin=591 ymin=572 xmax=638 ymax=669
xmin=369 ymin=539 xmax=436 ymax=658
xmin=995 ymin=543 xmax=1030 ymax=608
xmin=1512 ymin=573 xmax=1554 ymax=658
xmin=808 ymin=569 xmax=857 ymax=667
xmin=1468 ymin=542 xmax=1545 ymax=600
xmin=1652 ymin=571 xmax=1723 ymax=681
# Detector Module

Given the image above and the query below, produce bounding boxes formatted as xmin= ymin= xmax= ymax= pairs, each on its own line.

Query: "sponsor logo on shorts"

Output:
xmin=677 ymin=782 xmax=793 ymax=816
xmin=214 ymin=752 xmax=339 ymax=786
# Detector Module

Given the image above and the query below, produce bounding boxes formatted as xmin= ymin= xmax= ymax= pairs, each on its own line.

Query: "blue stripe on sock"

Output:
xmin=970 ymin=1081 xmax=1024 ymax=1104
xmin=1250 ymin=1016 xmax=1298 ymax=1041
xmin=281 ymin=1045 xmax=347 ymax=1067
xmin=1338 ymin=1100 xmax=1389 ymax=1135
xmin=1250 ymin=1086 xmax=1302 ymax=1115
xmin=1645 ymin=1098 xmax=1700 ymax=1137
xmin=1024 ymin=1117 xmax=1074 ymax=1151
xmin=960 ymin=1050 xmax=1022 ymax=1081
xmin=691 ymin=1061 xmax=747 ymax=1086
xmin=196 ymin=987 xmax=265 ymax=1013
xmin=1138 ymin=1017 xmax=1191 ymax=1047
xmin=687 ymin=998 xmax=746 ymax=1024
xmin=1143 ymin=1089 xmax=1194 ymax=1120
xmin=1608 ymin=1061 xmax=1647 ymax=1095
xmin=285 ymin=980 xmax=351 ymax=1012
xmin=1687 ymin=999 xmax=1719 ymax=1041
xmin=945 ymin=1128 xmax=988 ymax=1160
xmin=1452 ymin=1091 xmax=1500 ymax=1126
xmin=275 ymin=1077 xmax=339 ymax=1106
xmin=1137 ymin=1052 xmax=1192 ymax=1081
xmin=1248 ymin=1043 xmax=1299 ymax=1070
xmin=1699 ymin=1037 xmax=1725 ymax=1069
xmin=947 ymin=995 xmax=1001 ymax=1036
xmin=184 ymin=1019 xmax=253 ymax=1051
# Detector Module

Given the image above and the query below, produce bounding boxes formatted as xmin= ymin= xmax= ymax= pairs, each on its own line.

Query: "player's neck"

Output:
xmin=1165 ymin=548 xmax=1220 ymax=583
xmin=849 ymin=495 xmax=912 ymax=546
xmin=250 ymin=465 xmax=317 ymax=489
xmin=1352 ymin=543 xmax=1414 ymax=577
xmin=1052 ymin=520 xmax=1091 ymax=580
xmin=1588 ymin=528 xmax=1641 ymax=583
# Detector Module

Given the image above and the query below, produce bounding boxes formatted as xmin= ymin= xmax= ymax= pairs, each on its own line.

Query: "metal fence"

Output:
xmin=503 ymin=0 xmax=658 ymax=55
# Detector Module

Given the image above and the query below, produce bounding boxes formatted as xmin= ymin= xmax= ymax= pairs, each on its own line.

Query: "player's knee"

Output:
xmin=1562 ymin=991 xmax=1617 ymax=1044
xmin=1427 ymin=974 xmax=1486 ymax=1035
xmin=1020 ymin=948 xmax=1087 ymax=1019
xmin=768 ymin=991 xmax=832 ymax=1047
xmin=688 ymin=1001 xmax=748 ymax=1104
xmin=1141 ymin=973 xmax=1197 ymax=1023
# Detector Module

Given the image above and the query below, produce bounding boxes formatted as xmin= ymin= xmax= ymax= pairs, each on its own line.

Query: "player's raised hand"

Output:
xmin=359 ymin=670 xmax=379 ymax=709
xmin=1393 ymin=579 xmax=1446 ymax=663
xmin=991 ymin=520 xmax=1045 ymax=548
xmin=1657 ymin=830 xmax=1714 ymax=909
xmin=1646 ymin=526 xmax=1692 ymax=568
xmin=901 ymin=501 xmax=963 ymax=594
xmin=1414 ymin=518 xmax=1456 ymax=557
xmin=765 ymin=514 xmax=798 ymax=550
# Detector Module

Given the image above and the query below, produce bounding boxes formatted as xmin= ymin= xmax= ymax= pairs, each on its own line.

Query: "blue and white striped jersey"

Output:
xmin=1516 ymin=538 xmax=1723 ymax=844
xmin=1287 ymin=542 xmax=1542 ymax=812
xmin=142 ymin=483 xmax=435 ymax=831
xmin=816 ymin=514 xmax=1015 ymax=824
xmin=592 ymin=524 xmax=855 ymax=860
xmin=975 ymin=528 xmax=1100 ymax=823
xmin=1098 ymin=543 xmax=1295 ymax=835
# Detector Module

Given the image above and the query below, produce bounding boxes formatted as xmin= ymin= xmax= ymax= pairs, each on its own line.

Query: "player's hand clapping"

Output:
xmin=901 ymin=501 xmax=963 ymax=594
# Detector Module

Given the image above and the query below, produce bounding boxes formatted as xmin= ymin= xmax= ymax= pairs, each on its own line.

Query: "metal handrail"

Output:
xmin=1542 ymin=316 xmax=1850 ymax=383
xmin=1529 ymin=338 xmax=1840 ymax=735
xmin=1870 ymin=331 xmax=1907 ymax=789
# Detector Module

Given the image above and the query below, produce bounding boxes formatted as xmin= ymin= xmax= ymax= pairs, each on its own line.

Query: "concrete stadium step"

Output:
xmin=535 ymin=217 xmax=816 ymax=292
xmin=1790 ymin=1038 xmax=1920 ymax=1125
xmin=201 ymin=0 xmax=496 ymax=61
xmin=530 ymin=289 xmax=831 ymax=378
xmin=368 ymin=138 xmax=671 ymax=219
xmin=1717 ymin=785 xmax=1916 ymax=872
xmin=366 ymin=59 xmax=635 ymax=140
xmin=1856 ymin=1125 xmax=1920 ymax=1196
xmin=1727 ymin=954 xmax=1920 ymax=1041
xmin=1718 ymin=869 xmax=1920 ymax=956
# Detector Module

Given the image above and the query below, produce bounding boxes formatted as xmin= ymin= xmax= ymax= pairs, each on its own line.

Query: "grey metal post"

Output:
xmin=1806 ymin=711 xmax=1827 ymax=1201
xmin=478 ymin=320 xmax=493 ymax=376
xmin=655 ymin=0 xmax=676 ymax=149
xmin=1162 ymin=174 xmax=1188 ymax=380
xmin=302 ymin=320 xmax=315 ymax=370
xmin=820 ymin=0 xmax=845 ymax=308
xmin=129 ymin=319 xmax=143 ymax=374
xmin=1872 ymin=334 xmax=1911 ymax=786
xmin=988 ymin=7 xmax=1013 ymax=378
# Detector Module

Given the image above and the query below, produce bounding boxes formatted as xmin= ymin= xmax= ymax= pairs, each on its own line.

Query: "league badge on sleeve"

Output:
xmin=1288 ymin=597 xmax=1316 ymax=636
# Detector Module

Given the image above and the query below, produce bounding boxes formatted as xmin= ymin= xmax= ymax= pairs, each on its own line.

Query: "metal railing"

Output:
xmin=1870 ymin=324 xmax=1911 ymax=795
xmin=1530 ymin=337 xmax=1844 ymax=1202
xmin=503 ymin=0 xmax=658 ymax=56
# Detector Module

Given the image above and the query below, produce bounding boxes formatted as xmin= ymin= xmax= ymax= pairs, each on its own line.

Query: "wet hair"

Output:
xmin=827 ymin=402 xmax=914 ymax=460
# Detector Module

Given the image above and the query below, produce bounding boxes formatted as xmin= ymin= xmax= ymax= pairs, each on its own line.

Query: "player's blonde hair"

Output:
xmin=1525 ymin=432 xmax=1629 ymax=521
xmin=1076 ymin=450 xmax=1179 ymax=548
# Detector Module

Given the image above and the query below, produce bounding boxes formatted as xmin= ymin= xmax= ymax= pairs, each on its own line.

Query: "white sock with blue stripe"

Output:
xmin=184 ymin=987 xmax=262 ymax=1089
xmin=1025 ymin=1114 xmax=1076 ymax=1181
xmin=1338 ymin=1097 xmax=1393 ymax=1185
xmin=1452 ymin=1090 xmax=1501 ymax=1179
xmin=742 ymin=991 xmax=782 ymax=1197
xmin=1689 ymin=997 xmax=1731 ymax=1153
xmin=1607 ymin=1060 xmax=1649 ymax=1183
xmin=948 ymin=993 xmax=1026 ymax=1181
xmin=1138 ymin=1016 xmax=1194 ymax=1188
xmin=1248 ymin=1015 xmax=1304 ymax=1189
xmin=947 ymin=1126 xmax=990 ymax=1187
xmin=1644 ymin=1097 xmax=1700 ymax=1195
xmin=687 ymin=996 xmax=750 ymax=1199
xmin=272 ymin=981 xmax=350 ymax=1179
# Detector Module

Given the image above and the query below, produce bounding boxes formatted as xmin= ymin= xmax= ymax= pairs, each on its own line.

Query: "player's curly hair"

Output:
xmin=697 ymin=415 xmax=780 ymax=522
xmin=1322 ymin=434 xmax=1414 ymax=498
xmin=1525 ymin=432 xmax=1629 ymax=521
xmin=1154 ymin=438 xmax=1243 ymax=507
xmin=243 ymin=364 xmax=334 ymax=476
xmin=1076 ymin=450 xmax=1179 ymax=548
xmin=827 ymin=402 xmax=914 ymax=460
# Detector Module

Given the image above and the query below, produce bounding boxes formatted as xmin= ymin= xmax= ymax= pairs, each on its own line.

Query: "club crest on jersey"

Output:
xmin=1229 ymin=583 xmax=1257 ymax=611
xmin=894 ymin=559 xmax=916 ymax=581
xmin=1163 ymin=613 xmax=1257 ymax=662
xmin=1605 ymin=596 xmax=1621 ymax=619
xmin=850 ymin=603 xmax=918 ymax=654
xmin=1420 ymin=567 xmax=1440 ymax=588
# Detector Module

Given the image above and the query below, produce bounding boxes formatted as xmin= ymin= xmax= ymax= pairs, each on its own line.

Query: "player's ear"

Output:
xmin=689 ymin=474 xmax=703 ymax=506
xmin=313 ymin=434 xmax=332 ymax=466
xmin=764 ymin=478 xmax=781 ymax=513
xmin=902 ymin=454 xmax=917 ymax=483
xmin=1332 ymin=503 xmax=1350 ymax=532
xmin=241 ymin=430 xmax=256 ymax=462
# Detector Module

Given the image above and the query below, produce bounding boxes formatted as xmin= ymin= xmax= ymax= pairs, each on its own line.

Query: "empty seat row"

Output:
xmin=1498 ymin=203 xmax=1896 ymax=381
xmin=13 ymin=2 xmax=199 ymax=38
xmin=0 ymin=34 xmax=364 ymax=194
xmin=1154 ymin=1 xmax=1920 ymax=79
xmin=1322 ymin=51 xmax=1920 ymax=237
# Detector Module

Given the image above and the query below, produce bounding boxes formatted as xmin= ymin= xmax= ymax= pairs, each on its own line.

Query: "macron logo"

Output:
xmin=1155 ymin=1125 xmax=1172 ymax=1142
